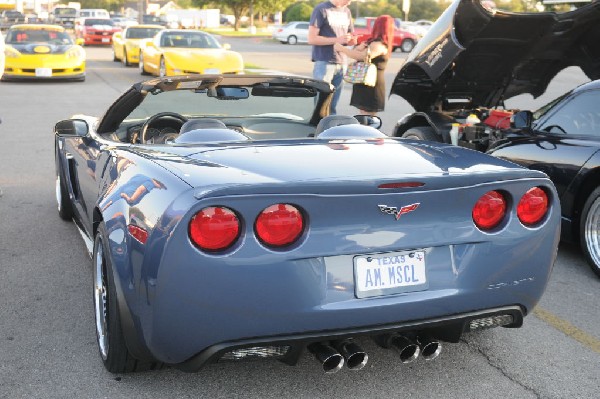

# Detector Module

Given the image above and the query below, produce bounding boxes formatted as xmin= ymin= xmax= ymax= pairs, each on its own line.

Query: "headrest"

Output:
xmin=315 ymin=124 xmax=388 ymax=140
xmin=314 ymin=115 xmax=359 ymax=136
xmin=180 ymin=118 xmax=227 ymax=134
xmin=173 ymin=128 xmax=249 ymax=144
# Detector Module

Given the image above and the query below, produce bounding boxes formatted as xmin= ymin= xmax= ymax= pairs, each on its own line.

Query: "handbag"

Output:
xmin=343 ymin=46 xmax=377 ymax=87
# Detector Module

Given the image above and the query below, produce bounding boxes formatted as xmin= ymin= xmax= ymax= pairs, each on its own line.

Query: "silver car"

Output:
xmin=272 ymin=21 xmax=309 ymax=45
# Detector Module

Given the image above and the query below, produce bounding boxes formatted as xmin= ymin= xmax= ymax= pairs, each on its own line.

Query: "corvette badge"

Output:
xmin=378 ymin=203 xmax=420 ymax=220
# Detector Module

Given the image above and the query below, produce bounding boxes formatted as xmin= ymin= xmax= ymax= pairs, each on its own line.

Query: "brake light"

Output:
xmin=472 ymin=190 xmax=507 ymax=230
xmin=517 ymin=187 xmax=548 ymax=226
xmin=255 ymin=204 xmax=304 ymax=247
xmin=189 ymin=206 xmax=240 ymax=251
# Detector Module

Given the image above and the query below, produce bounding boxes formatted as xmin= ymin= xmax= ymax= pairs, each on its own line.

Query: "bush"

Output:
xmin=284 ymin=2 xmax=313 ymax=22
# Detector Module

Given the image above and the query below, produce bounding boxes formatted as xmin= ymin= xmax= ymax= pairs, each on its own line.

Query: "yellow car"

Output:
xmin=112 ymin=24 xmax=164 ymax=66
xmin=138 ymin=29 xmax=243 ymax=77
xmin=2 ymin=24 xmax=85 ymax=81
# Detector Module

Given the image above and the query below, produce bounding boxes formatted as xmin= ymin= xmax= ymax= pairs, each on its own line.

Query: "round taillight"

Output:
xmin=517 ymin=187 xmax=548 ymax=226
xmin=472 ymin=190 xmax=507 ymax=230
xmin=255 ymin=204 xmax=304 ymax=247
xmin=189 ymin=206 xmax=240 ymax=251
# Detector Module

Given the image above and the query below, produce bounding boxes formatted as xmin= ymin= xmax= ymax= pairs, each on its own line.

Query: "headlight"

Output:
xmin=129 ymin=42 xmax=139 ymax=49
xmin=5 ymin=46 xmax=21 ymax=59
xmin=66 ymin=47 xmax=83 ymax=59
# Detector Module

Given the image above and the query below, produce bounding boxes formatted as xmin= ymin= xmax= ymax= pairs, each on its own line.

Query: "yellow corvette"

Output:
xmin=138 ymin=29 xmax=243 ymax=77
xmin=112 ymin=24 xmax=164 ymax=66
xmin=2 ymin=24 xmax=85 ymax=81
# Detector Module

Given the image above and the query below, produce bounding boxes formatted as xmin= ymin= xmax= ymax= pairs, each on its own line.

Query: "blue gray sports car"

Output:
xmin=54 ymin=74 xmax=561 ymax=374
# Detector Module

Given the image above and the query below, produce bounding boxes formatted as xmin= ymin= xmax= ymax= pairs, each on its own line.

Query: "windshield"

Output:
xmin=126 ymin=27 xmax=162 ymax=39
xmin=532 ymin=92 xmax=570 ymax=122
xmin=159 ymin=31 xmax=220 ymax=49
xmin=123 ymin=86 xmax=316 ymax=125
xmin=5 ymin=29 xmax=73 ymax=45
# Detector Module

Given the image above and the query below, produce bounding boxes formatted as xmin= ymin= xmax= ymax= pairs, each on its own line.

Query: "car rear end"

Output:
xmin=133 ymin=140 xmax=560 ymax=370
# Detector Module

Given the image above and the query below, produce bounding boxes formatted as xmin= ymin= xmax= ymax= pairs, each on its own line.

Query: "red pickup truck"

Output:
xmin=353 ymin=17 xmax=418 ymax=53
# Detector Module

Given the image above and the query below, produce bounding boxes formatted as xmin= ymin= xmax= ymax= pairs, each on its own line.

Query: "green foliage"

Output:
xmin=406 ymin=0 xmax=447 ymax=21
xmin=284 ymin=2 xmax=313 ymax=22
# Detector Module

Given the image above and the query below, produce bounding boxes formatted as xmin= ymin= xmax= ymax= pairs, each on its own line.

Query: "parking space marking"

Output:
xmin=534 ymin=307 xmax=600 ymax=354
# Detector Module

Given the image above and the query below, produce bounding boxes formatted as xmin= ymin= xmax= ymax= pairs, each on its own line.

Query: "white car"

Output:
xmin=272 ymin=21 xmax=309 ymax=45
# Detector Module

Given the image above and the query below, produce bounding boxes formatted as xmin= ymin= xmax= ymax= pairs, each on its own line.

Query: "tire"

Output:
xmin=287 ymin=35 xmax=297 ymax=45
xmin=139 ymin=53 xmax=149 ymax=75
xmin=401 ymin=126 xmax=440 ymax=142
xmin=400 ymin=39 xmax=415 ymax=53
xmin=159 ymin=57 xmax=167 ymax=77
xmin=122 ymin=47 xmax=131 ymax=66
xmin=93 ymin=222 xmax=162 ymax=373
xmin=55 ymin=155 xmax=74 ymax=221
xmin=580 ymin=187 xmax=600 ymax=278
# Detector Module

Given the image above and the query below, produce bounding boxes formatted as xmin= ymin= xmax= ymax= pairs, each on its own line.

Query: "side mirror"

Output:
xmin=510 ymin=110 xmax=533 ymax=130
xmin=222 ymin=43 xmax=231 ymax=50
xmin=75 ymin=38 xmax=85 ymax=46
xmin=54 ymin=119 xmax=89 ymax=137
xmin=113 ymin=32 xmax=122 ymax=40
xmin=353 ymin=114 xmax=383 ymax=130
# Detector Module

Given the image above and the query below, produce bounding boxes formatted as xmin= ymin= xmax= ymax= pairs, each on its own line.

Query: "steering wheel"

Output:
xmin=140 ymin=112 xmax=188 ymax=144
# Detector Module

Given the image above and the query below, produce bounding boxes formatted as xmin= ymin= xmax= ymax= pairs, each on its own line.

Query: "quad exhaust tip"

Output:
xmin=308 ymin=333 xmax=441 ymax=373
xmin=390 ymin=334 xmax=421 ymax=363
xmin=335 ymin=340 xmax=369 ymax=371
xmin=418 ymin=334 xmax=442 ymax=361
xmin=308 ymin=342 xmax=345 ymax=374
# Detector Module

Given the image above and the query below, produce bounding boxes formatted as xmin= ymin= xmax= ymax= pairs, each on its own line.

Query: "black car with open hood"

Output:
xmin=390 ymin=0 xmax=600 ymax=278
xmin=392 ymin=0 xmax=600 ymax=114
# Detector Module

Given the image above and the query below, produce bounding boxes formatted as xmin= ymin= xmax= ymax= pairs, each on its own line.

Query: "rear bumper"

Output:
xmin=173 ymin=305 xmax=523 ymax=372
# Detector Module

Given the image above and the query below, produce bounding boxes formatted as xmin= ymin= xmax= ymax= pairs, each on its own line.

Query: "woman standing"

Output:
xmin=334 ymin=15 xmax=395 ymax=116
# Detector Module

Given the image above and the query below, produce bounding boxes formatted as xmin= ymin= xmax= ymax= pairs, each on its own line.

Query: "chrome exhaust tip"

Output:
xmin=418 ymin=335 xmax=442 ymax=361
xmin=335 ymin=340 xmax=368 ymax=371
xmin=390 ymin=334 xmax=420 ymax=364
xmin=308 ymin=342 xmax=345 ymax=374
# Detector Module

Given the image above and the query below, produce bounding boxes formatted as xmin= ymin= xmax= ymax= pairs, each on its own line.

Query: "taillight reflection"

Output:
xmin=255 ymin=204 xmax=304 ymax=247
xmin=472 ymin=190 xmax=507 ymax=230
xmin=189 ymin=206 xmax=240 ymax=251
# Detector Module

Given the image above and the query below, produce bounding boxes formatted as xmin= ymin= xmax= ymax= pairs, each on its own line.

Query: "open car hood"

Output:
xmin=391 ymin=0 xmax=600 ymax=112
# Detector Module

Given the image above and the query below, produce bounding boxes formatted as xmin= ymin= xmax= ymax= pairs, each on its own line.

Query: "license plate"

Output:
xmin=35 ymin=68 xmax=52 ymax=77
xmin=102 ymin=38 xmax=110 ymax=43
xmin=354 ymin=250 xmax=427 ymax=298
xmin=204 ymin=68 xmax=221 ymax=74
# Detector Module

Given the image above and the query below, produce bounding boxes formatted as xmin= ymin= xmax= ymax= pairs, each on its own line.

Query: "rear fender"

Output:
xmin=392 ymin=111 xmax=454 ymax=143
xmin=561 ymin=150 xmax=600 ymax=242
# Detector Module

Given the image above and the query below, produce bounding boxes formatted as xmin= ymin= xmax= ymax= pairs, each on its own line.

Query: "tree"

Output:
xmin=284 ymin=2 xmax=313 ymax=22
xmin=71 ymin=0 xmax=125 ymax=12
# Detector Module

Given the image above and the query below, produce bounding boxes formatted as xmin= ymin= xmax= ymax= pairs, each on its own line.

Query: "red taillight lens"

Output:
xmin=472 ymin=190 xmax=507 ymax=230
xmin=189 ymin=206 xmax=240 ymax=251
xmin=517 ymin=187 xmax=548 ymax=226
xmin=255 ymin=204 xmax=304 ymax=247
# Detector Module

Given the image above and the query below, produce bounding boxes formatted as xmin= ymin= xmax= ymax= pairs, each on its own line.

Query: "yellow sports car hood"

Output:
xmin=163 ymin=48 xmax=243 ymax=74
xmin=9 ymin=43 xmax=75 ymax=55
